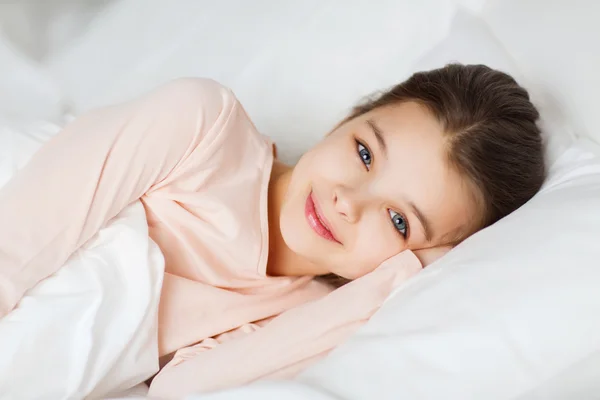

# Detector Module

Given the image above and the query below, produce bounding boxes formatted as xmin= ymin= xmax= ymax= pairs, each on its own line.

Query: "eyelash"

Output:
xmin=354 ymin=138 xmax=410 ymax=239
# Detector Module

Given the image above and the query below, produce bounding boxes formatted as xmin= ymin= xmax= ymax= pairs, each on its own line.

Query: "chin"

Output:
xmin=280 ymin=216 xmax=313 ymax=258
xmin=279 ymin=208 xmax=324 ymax=263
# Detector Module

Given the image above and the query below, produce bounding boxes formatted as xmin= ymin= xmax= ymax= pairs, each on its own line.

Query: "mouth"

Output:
xmin=305 ymin=190 xmax=341 ymax=244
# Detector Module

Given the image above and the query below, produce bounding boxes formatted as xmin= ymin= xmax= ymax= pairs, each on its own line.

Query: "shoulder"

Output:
xmin=132 ymin=78 xmax=256 ymax=146
xmin=128 ymin=78 xmax=242 ymax=129
xmin=146 ymin=78 xmax=270 ymax=164
xmin=152 ymin=78 xmax=238 ymax=109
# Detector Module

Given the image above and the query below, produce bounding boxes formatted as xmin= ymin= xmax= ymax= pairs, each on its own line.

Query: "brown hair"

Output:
xmin=321 ymin=63 xmax=545 ymax=287
xmin=351 ymin=63 xmax=544 ymax=231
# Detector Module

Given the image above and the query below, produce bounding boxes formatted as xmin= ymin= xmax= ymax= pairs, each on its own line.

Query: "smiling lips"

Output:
xmin=305 ymin=190 xmax=341 ymax=244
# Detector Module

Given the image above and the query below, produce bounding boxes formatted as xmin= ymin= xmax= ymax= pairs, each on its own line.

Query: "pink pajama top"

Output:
xmin=0 ymin=78 xmax=422 ymax=398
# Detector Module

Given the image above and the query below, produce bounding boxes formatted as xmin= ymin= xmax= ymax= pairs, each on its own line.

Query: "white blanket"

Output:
xmin=0 ymin=118 xmax=162 ymax=399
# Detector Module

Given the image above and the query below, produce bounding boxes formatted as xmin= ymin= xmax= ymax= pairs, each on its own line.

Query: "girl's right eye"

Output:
xmin=356 ymin=140 xmax=372 ymax=170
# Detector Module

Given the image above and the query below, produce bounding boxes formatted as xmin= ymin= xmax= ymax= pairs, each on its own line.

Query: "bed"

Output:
xmin=1 ymin=1 xmax=600 ymax=399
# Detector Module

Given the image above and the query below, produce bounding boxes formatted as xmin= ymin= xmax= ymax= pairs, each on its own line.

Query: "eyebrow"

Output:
xmin=409 ymin=201 xmax=434 ymax=243
xmin=366 ymin=119 xmax=387 ymax=159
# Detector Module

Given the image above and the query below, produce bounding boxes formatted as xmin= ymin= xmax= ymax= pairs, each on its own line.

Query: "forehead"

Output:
xmin=359 ymin=102 xmax=475 ymax=244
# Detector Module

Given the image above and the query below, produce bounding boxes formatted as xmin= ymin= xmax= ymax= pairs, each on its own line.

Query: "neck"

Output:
xmin=266 ymin=160 xmax=310 ymax=277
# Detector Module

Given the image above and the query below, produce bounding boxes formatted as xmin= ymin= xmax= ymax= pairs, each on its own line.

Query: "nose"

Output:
xmin=333 ymin=186 xmax=362 ymax=223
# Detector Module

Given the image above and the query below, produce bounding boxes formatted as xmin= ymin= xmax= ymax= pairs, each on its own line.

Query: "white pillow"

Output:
xmin=289 ymin=12 xmax=600 ymax=399
xmin=184 ymin=8 xmax=600 ymax=400
xmin=295 ymin=138 xmax=600 ymax=399
xmin=410 ymin=9 xmax=575 ymax=168
xmin=481 ymin=0 xmax=600 ymax=146
xmin=0 ymin=118 xmax=163 ymax=399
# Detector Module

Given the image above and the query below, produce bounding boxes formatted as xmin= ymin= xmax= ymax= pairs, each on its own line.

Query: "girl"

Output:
xmin=0 ymin=64 xmax=544 ymax=394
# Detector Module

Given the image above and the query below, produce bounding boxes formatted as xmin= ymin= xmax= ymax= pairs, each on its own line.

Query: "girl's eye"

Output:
xmin=389 ymin=209 xmax=408 ymax=238
xmin=356 ymin=141 xmax=372 ymax=169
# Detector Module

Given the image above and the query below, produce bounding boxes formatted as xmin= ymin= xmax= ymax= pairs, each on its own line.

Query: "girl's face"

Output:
xmin=279 ymin=101 xmax=476 ymax=279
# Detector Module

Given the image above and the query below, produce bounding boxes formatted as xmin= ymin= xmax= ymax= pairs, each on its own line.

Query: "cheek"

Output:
xmin=335 ymin=217 xmax=404 ymax=280
xmin=300 ymin=139 xmax=360 ymax=183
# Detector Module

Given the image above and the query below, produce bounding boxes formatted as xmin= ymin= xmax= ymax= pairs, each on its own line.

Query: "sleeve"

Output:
xmin=0 ymin=78 xmax=238 ymax=317
xmin=161 ymin=321 xmax=267 ymax=368
xmin=148 ymin=251 xmax=423 ymax=399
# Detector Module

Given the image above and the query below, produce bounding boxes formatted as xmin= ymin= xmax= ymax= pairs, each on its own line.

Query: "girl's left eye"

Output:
xmin=356 ymin=141 xmax=372 ymax=169
xmin=389 ymin=209 xmax=408 ymax=238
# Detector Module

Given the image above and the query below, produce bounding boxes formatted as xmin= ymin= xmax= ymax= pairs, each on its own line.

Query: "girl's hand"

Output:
xmin=413 ymin=246 xmax=452 ymax=268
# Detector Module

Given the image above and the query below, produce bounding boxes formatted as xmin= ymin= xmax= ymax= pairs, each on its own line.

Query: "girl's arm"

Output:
xmin=0 ymin=78 xmax=237 ymax=317
xmin=148 ymin=250 xmax=423 ymax=398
